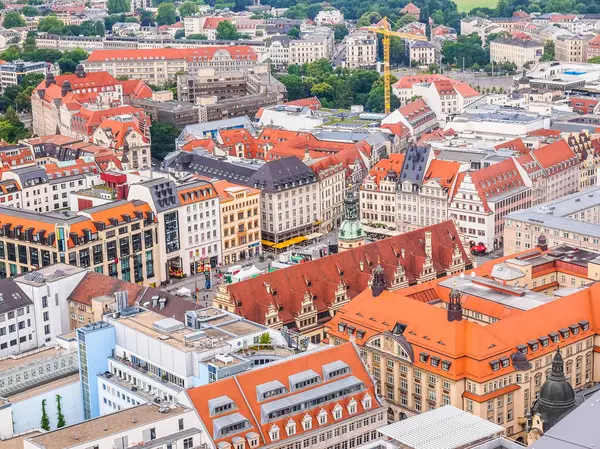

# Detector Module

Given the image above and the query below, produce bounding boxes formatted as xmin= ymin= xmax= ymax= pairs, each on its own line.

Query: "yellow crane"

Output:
xmin=366 ymin=17 xmax=428 ymax=114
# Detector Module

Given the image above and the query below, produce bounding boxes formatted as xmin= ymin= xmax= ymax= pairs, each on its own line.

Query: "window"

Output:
xmin=179 ymin=418 xmax=184 ymax=431
xmin=183 ymin=438 xmax=194 ymax=449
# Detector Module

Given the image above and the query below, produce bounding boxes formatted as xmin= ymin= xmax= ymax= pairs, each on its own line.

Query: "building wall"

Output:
xmin=11 ymin=379 xmax=84 ymax=434
xmin=220 ymin=188 xmax=262 ymax=266
xmin=490 ymin=41 xmax=543 ymax=69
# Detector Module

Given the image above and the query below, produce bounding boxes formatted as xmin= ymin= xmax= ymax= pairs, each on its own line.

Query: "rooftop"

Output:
xmin=377 ymin=405 xmax=504 ymax=449
xmin=27 ymin=403 xmax=189 ymax=449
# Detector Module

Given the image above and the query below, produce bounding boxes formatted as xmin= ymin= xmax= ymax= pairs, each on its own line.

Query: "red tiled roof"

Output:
xmin=530 ymin=139 xmax=577 ymax=173
xmin=494 ymin=137 xmax=529 ymax=154
xmin=284 ymin=96 xmax=322 ymax=110
xmin=452 ymin=81 xmax=480 ymax=98
xmin=68 ymin=271 xmax=144 ymax=306
xmin=433 ymin=79 xmax=457 ymax=96
xmin=224 ymin=221 xmax=469 ymax=329
xmin=180 ymin=138 xmax=216 ymax=153
xmin=527 ymin=129 xmax=561 ymax=137
xmin=96 ymin=119 xmax=147 ymax=149
xmin=393 ymin=74 xmax=449 ymax=90
xmin=398 ymin=99 xmax=434 ymax=124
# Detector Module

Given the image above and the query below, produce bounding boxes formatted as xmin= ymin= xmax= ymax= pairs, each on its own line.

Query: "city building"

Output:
xmin=338 ymin=191 xmax=366 ymax=252
xmin=587 ymin=33 xmax=600 ymax=59
xmin=82 ymin=47 xmax=259 ymax=84
xmin=92 ymin=118 xmax=151 ymax=170
xmin=213 ymin=180 xmax=262 ymax=265
xmin=0 ymin=200 xmax=159 ymax=283
xmin=0 ymin=339 xmax=82 ymax=437
xmin=450 ymin=157 xmax=532 ymax=250
xmin=490 ymin=38 xmax=544 ymax=69
xmin=289 ymin=38 xmax=332 ymax=65
xmin=401 ymin=2 xmax=420 ymax=17
xmin=0 ymin=60 xmax=47 ymax=92
xmin=314 ymin=8 xmax=344 ymax=25
xmin=214 ymin=221 xmax=472 ymax=343
xmin=504 ymin=186 xmax=600 ymax=254
xmin=325 ymin=244 xmax=600 ymax=441
xmin=31 ymin=66 xmax=152 ymax=138
xmin=344 ymin=31 xmax=377 ymax=69
xmin=412 ymin=78 xmax=481 ymax=122
xmin=187 ymin=342 xmax=386 ymax=449
xmin=407 ymin=40 xmax=436 ymax=66
xmin=23 ymin=402 xmax=206 ymax=449
xmin=198 ymin=93 xmax=280 ymax=123
xmin=131 ymin=96 xmax=200 ymax=128
xmin=382 ymin=99 xmax=439 ymax=138
xmin=127 ymin=178 xmax=221 ymax=280
xmin=178 ymin=68 xmax=248 ymax=103
xmin=554 ymin=34 xmax=592 ymax=63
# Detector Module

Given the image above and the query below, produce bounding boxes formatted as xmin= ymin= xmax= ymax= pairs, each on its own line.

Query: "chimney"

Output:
xmin=264 ymin=282 xmax=271 ymax=294
xmin=537 ymin=234 xmax=548 ymax=252
xmin=359 ymin=260 xmax=364 ymax=271
xmin=424 ymin=231 xmax=432 ymax=258
xmin=401 ymin=248 xmax=405 ymax=258
xmin=45 ymin=71 xmax=56 ymax=88
xmin=61 ymin=80 xmax=72 ymax=97
xmin=152 ymin=295 xmax=159 ymax=307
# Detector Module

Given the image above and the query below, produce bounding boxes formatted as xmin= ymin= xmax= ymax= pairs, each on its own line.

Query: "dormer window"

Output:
xmin=318 ymin=409 xmax=327 ymax=425
xmin=420 ymin=352 xmax=429 ymax=363
xmin=286 ymin=419 xmax=296 ymax=436
xmin=490 ymin=360 xmax=500 ymax=371
xmin=549 ymin=332 xmax=559 ymax=344
xmin=347 ymin=398 xmax=357 ymax=414
xmin=569 ymin=324 xmax=580 ymax=335
xmin=501 ymin=357 xmax=510 ymax=368
xmin=559 ymin=328 xmax=570 ymax=339
xmin=362 ymin=393 xmax=372 ymax=409
xmin=431 ymin=357 xmax=440 ymax=368
xmin=338 ymin=323 xmax=347 ymax=332
xmin=539 ymin=336 xmax=549 ymax=347
xmin=517 ymin=344 xmax=528 ymax=355
xmin=441 ymin=360 xmax=451 ymax=371
xmin=302 ymin=414 xmax=312 ymax=430
xmin=333 ymin=404 xmax=343 ymax=420
xmin=579 ymin=320 xmax=589 ymax=331
xmin=528 ymin=340 xmax=538 ymax=351
xmin=357 ymin=330 xmax=366 ymax=339
xmin=270 ymin=425 xmax=280 ymax=441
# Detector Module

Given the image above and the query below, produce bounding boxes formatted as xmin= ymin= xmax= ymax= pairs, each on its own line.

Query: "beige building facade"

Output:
xmin=344 ymin=31 xmax=377 ymax=69
xmin=490 ymin=39 xmax=543 ymax=69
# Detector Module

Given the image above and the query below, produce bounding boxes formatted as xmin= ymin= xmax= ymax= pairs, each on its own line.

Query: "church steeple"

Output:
xmin=338 ymin=190 xmax=365 ymax=252
xmin=371 ymin=263 xmax=386 ymax=297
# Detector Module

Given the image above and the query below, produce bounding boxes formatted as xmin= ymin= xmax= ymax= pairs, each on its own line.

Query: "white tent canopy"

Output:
xmin=176 ymin=286 xmax=192 ymax=297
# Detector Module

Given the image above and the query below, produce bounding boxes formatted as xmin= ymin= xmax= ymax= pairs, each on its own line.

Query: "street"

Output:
xmin=158 ymin=230 xmax=339 ymax=306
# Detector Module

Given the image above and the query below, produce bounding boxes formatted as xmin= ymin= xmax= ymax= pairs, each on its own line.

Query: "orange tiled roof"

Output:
xmin=527 ymin=129 xmax=561 ymax=138
xmin=188 ymin=343 xmax=379 ymax=448
xmin=181 ymin=138 xmax=216 ymax=153
xmin=530 ymin=139 xmax=577 ymax=172
xmin=423 ymin=159 xmax=461 ymax=189
xmin=96 ymin=119 xmax=148 ymax=149
xmin=83 ymin=200 xmax=153 ymax=228
xmin=177 ymin=181 xmax=218 ymax=205
xmin=212 ymin=179 xmax=260 ymax=202
xmin=494 ymin=137 xmax=529 ymax=154
xmin=365 ymin=154 xmax=405 ymax=186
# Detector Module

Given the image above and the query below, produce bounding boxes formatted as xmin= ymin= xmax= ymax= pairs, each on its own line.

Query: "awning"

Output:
xmin=261 ymin=239 xmax=275 ymax=247
xmin=273 ymin=235 xmax=308 ymax=249
xmin=176 ymin=287 xmax=192 ymax=297
xmin=305 ymin=232 xmax=324 ymax=240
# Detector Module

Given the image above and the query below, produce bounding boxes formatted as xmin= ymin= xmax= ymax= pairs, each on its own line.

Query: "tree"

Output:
xmin=138 ymin=9 xmax=154 ymax=26
xmin=15 ymin=87 xmax=34 ymax=112
xmin=56 ymin=395 xmax=66 ymax=428
xmin=306 ymin=3 xmax=321 ymax=19
xmin=216 ymin=20 xmax=240 ymax=40
xmin=258 ymin=332 xmax=272 ymax=345
xmin=357 ymin=11 xmax=382 ymax=27
xmin=40 ymin=399 xmax=50 ymax=431
xmin=418 ymin=5 xmax=430 ymax=24
xmin=174 ymin=29 xmax=185 ymax=39
xmin=20 ymin=5 xmax=38 ymax=16
xmin=186 ymin=33 xmax=207 ymax=39
xmin=310 ymin=82 xmax=334 ymax=100
xmin=397 ymin=14 xmax=417 ymax=26
xmin=151 ymin=122 xmax=181 ymax=159
xmin=1 ymin=46 xmax=21 ymax=62
xmin=287 ymin=26 xmax=300 ymax=39
xmin=156 ymin=2 xmax=176 ymax=25
xmin=37 ymin=16 xmax=66 ymax=34
xmin=333 ymin=23 xmax=348 ymax=41
xmin=108 ymin=0 xmax=129 ymax=13
xmin=179 ymin=0 xmax=198 ymax=16
xmin=540 ymin=41 xmax=555 ymax=61
xmin=2 ymin=11 xmax=26 ymax=28
xmin=589 ymin=56 xmax=600 ymax=64
xmin=276 ymin=74 xmax=311 ymax=100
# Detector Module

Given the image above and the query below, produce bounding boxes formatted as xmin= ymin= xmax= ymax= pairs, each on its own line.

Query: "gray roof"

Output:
xmin=0 ymin=205 xmax=85 ymax=226
xmin=251 ymin=156 xmax=317 ymax=193
xmin=492 ymin=37 xmax=543 ymax=48
xmin=212 ymin=412 xmax=251 ymax=439
xmin=288 ymin=369 xmax=321 ymax=389
xmin=532 ymin=390 xmax=600 ymax=449
xmin=138 ymin=179 xmax=181 ymax=212
xmin=11 ymin=166 xmax=48 ymax=186
xmin=399 ymin=146 xmax=431 ymax=186
xmin=0 ymin=279 xmax=32 ymax=315
xmin=181 ymin=116 xmax=254 ymax=139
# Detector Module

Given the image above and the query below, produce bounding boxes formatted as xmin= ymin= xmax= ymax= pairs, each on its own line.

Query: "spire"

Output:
xmin=550 ymin=347 xmax=565 ymax=379
xmin=447 ymin=279 xmax=462 ymax=322
xmin=343 ymin=190 xmax=358 ymax=221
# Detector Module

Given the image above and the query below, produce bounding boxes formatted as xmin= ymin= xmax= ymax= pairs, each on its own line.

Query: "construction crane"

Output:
xmin=366 ymin=17 xmax=428 ymax=114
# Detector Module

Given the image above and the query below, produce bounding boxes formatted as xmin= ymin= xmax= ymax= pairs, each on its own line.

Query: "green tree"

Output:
xmin=418 ymin=5 xmax=430 ymax=24
xmin=287 ymin=26 xmax=300 ymax=39
xmin=186 ymin=33 xmax=207 ymax=39
xmin=138 ymin=9 xmax=155 ymax=25
xmin=178 ymin=0 xmax=198 ymax=16
xmin=333 ymin=23 xmax=348 ymax=41
xmin=276 ymin=74 xmax=311 ymax=100
xmin=156 ymin=2 xmax=176 ymax=25
xmin=174 ymin=29 xmax=185 ymax=38
xmin=3 ymin=86 xmax=21 ymax=103
xmin=310 ymin=82 xmax=334 ymax=100
xmin=37 ymin=16 xmax=66 ymax=34
xmin=1 ymin=45 xmax=21 ymax=61
xmin=2 ymin=11 xmax=26 ymax=28
xmin=258 ymin=332 xmax=272 ymax=345
xmin=540 ymin=41 xmax=555 ymax=61
xmin=56 ymin=395 xmax=66 ymax=428
xmin=20 ymin=5 xmax=38 ymax=16
xmin=357 ymin=11 xmax=381 ymax=27
xmin=397 ymin=14 xmax=418 ymax=26
xmin=151 ymin=122 xmax=181 ymax=159
xmin=216 ymin=20 xmax=239 ymax=40
xmin=40 ymin=399 xmax=50 ymax=431
xmin=15 ymin=87 xmax=34 ymax=112
xmin=108 ymin=0 xmax=130 ymax=13
xmin=589 ymin=56 xmax=600 ymax=64
xmin=306 ymin=3 xmax=321 ymax=19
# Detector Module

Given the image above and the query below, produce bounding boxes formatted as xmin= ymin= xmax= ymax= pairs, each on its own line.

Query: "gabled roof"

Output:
xmin=424 ymin=159 xmax=461 ymax=189
xmin=530 ymin=140 xmax=577 ymax=173
xmin=224 ymin=221 xmax=468 ymax=328
xmin=397 ymin=99 xmax=435 ymax=125
xmin=364 ymin=153 xmax=405 ymax=186
xmin=85 ymin=47 xmax=257 ymax=63
xmin=95 ymin=119 xmax=147 ymax=149
xmin=68 ymin=271 xmax=144 ymax=307
xmin=494 ymin=137 xmax=529 ymax=154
